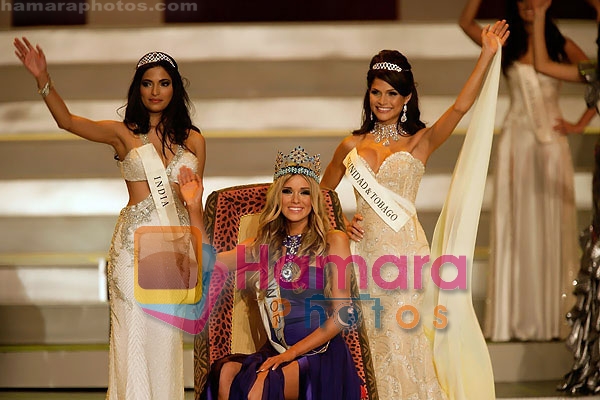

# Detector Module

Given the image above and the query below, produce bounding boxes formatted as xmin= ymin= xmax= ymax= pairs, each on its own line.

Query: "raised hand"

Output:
xmin=481 ymin=20 xmax=510 ymax=55
xmin=14 ymin=37 xmax=48 ymax=79
xmin=178 ymin=166 xmax=203 ymax=212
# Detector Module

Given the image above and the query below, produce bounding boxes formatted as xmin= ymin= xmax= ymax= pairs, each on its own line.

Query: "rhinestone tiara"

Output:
xmin=371 ymin=62 xmax=407 ymax=73
xmin=136 ymin=52 xmax=177 ymax=70
xmin=274 ymin=146 xmax=321 ymax=182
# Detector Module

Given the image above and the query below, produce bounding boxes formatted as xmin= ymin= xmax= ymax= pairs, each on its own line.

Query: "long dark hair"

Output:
xmin=123 ymin=54 xmax=199 ymax=157
xmin=502 ymin=0 xmax=567 ymax=72
xmin=353 ymin=50 xmax=426 ymax=137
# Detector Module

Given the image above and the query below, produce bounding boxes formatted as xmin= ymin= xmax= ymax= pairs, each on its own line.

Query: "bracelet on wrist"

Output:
xmin=38 ymin=76 xmax=53 ymax=98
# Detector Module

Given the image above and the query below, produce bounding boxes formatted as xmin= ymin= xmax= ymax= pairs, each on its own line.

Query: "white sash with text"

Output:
xmin=515 ymin=63 xmax=556 ymax=144
xmin=343 ymin=148 xmax=416 ymax=232
xmin=137 ymin=143 xmax=182 ymax=231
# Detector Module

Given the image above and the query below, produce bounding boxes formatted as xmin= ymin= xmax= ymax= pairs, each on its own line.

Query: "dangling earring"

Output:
xmin=369 ymin=110 xmax=374 ymax=121
xmin=400 ymin=104 xmax=408 ymax=123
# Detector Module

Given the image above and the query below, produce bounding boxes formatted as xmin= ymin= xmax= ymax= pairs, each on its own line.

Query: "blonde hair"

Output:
xmin=247 ymin=174 xmax=333 ymax=299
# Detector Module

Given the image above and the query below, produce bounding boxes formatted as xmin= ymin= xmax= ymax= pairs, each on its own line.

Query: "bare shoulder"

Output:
xmin=185 ymin=129 xmax=206 ymax=154
xmin=113 ymin=122 xmax=140 ymax=151
xmin=326 ymin=229 xmax=350 ymax=247
xmin=110 ymin=120 xmax=131 ymax=137
xmin=331 ymin=134 xmax=362 ymax=161
xmin=339 ymin=134 xmax=362 ymax=153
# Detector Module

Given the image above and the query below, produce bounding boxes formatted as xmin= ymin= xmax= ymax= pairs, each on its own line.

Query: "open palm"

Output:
xmin=14 ymin=37 xmax=47 ymax=78
xmin=178 ymin=166 xmax=203 ymax=210
xmin=482 ymin=20 xmax=510 ymax=54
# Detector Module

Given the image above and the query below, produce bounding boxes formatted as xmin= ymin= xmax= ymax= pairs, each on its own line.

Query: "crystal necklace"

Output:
xmin=280 ymin=234 xmax=302 ymax=282
xmin=372 ymin=122 xmax=407 ymax=146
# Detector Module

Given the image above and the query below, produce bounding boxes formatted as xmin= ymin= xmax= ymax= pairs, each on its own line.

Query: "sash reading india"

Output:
xmin=343 ymin=148 xmax=416 ymax=232
xmin=134 ymin=143 xmax=202 ymax=307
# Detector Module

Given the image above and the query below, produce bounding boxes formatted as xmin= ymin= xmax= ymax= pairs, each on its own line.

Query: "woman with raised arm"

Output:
xmin=319 ymin=21 xmax=508 ymax=399
xmin=14 ymin=38 xmax=206 ymax=399
xmin=532 ymin=0 xmax=598 ymax=132
xmin=460 ymin=0 xmax=588 ymax=342
xmin=179 ymin=146 xmax=361 ymax=400
xmin=532 ymin=0 xmax=600 ymax=393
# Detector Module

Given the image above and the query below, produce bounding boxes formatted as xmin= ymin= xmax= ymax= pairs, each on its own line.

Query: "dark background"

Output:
xmin=11 ymin=0 xmax=596 ymax=26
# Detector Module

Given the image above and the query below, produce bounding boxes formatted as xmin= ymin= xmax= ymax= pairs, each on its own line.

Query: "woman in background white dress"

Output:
xmin=460 ymin=0 xmax=588 ymax=341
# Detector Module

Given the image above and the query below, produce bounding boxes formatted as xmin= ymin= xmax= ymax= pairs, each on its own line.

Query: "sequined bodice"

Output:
xmin=356 ymin=150 xmax=424 ymax=203
xmin=117 ymin=134 xmax=198 ymax=181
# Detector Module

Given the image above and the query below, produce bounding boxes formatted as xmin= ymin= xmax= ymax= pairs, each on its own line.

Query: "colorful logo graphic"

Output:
xmin=305 ymin=293 xmax=381 ymax=329
xmin=133 ymin=226 xmax=227 ymax=334
xmin=132 ymin=236 xmax=459 ymax=333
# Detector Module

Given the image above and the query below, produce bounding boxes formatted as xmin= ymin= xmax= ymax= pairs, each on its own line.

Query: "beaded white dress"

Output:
xmin=352 ymin=150 xmax=446 ymax=400
xmin=106 ymin=134 xmax=198 ymax=400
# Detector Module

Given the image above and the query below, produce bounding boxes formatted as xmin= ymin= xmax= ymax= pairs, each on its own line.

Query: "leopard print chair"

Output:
xmin=194 ymin=183 xmax=378 ymax=399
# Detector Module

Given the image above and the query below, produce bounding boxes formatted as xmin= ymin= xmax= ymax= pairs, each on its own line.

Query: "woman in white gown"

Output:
xmin=320 ymin=22 xmax=509 ymax=399
xmin=14 ymin=39 xmax=206 ymax=399
xmin=460 ymin=0 xmax=588 ymax=341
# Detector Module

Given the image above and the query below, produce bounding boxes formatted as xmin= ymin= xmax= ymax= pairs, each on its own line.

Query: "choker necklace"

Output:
xmin=281 ymin=234 xmax=302 ymax=283
xmin=372 ymin=122 xmax=408 ymax=146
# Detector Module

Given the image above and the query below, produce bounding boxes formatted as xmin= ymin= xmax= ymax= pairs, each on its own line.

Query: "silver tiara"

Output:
xmin=274 ymin=146 xmax=321 ymax=182
xmin=371 ymin=62 xmax=407 ymax=73
xmin=136 ymin=52 xmax=177 ymax=70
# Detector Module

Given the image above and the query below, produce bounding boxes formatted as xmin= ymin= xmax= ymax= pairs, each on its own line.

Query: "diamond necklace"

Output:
xmin=280 ymin=234 xmax=302 ymax=282
xmin=372 ymin=122 xmax=408 ymax=146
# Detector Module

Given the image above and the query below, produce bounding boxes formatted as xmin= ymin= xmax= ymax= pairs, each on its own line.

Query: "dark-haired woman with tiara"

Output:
xmin=320 ymin=21 xmax=509 ymax=399
xmin=460 ymin=0 xmax=589 ymax=342
xmin=14 ymin=37 xmax=205 ymax=399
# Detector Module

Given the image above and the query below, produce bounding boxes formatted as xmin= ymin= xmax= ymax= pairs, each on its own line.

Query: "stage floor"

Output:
xmin=2 ymin=381 xmax=600 ymax=400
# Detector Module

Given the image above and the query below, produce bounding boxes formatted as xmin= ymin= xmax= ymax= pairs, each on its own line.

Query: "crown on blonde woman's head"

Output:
xmin=136 ymin=51 xmax=178 ymax=70
xmin=274 ymin=146 xmax=321 ymax=182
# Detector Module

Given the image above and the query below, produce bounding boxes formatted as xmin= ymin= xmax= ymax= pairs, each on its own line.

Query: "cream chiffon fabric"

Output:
xmin=350 ymin=45 xmax=501 ymax=400
xmin=422 ymin=47 xmax=502 ymax=400
xmin=484 ymin=63 xmax=579 ymax=341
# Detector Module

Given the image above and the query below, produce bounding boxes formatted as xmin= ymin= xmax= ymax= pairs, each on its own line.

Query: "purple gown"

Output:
xmin=202 ymin=269 xmax=362 ymax=400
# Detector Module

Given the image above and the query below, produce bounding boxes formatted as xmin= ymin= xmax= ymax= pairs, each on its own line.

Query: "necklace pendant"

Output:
xmin=281 ymin=262 xmax=296 ymax=282
xmin=382 ymin=139 xmax=390 ymax=147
